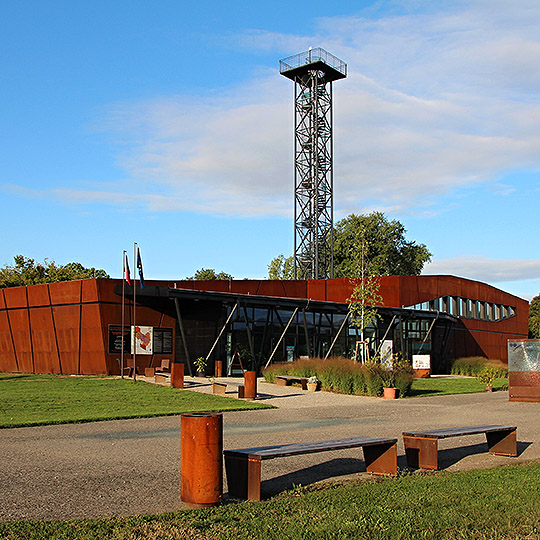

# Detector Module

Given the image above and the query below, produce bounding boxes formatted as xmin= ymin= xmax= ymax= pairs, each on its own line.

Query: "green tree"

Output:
xmin=0 ymin=255 xmax=109 ymax=288
xmin=267 ymin=254 xmax=295 ymax=280
xmin=529 ymin=294 xmax=540 ymax=339
xmin=187 ymin=268 xmax=233 ymax=280
xmin=334 ymin=212 xmax=432 ymax=277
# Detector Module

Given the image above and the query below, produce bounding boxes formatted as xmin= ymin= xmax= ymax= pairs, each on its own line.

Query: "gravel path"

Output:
xmin=1 ymin=378 xmax=538 ymax=521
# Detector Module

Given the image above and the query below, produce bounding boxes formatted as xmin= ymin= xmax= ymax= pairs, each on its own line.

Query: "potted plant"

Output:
xmin=194 ymin=356 xmax=207 ymax=377
xmin=380 ymin=368 xmax=398 ymax=399
xmin=307 ymin=376 xmax=319 ymax=392
xmin=478 ymin=366 xmax=496 ymax=392
xmin=378 ymin=354 xmax=412 ymax=399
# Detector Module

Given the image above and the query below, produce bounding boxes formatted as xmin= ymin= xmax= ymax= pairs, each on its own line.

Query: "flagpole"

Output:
xmin=133 ymin=242 xmax=137 ymax=381
xmin=121 ymin=250 xmax=126 ymax=379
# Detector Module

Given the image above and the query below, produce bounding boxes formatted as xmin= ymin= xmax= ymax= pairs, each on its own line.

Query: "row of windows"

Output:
xmin=406 ymin=296 xmax=516 ymax=322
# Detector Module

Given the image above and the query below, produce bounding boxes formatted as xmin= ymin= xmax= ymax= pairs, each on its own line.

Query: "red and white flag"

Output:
xmin=125 ymin=253 xmax=131 ymax=285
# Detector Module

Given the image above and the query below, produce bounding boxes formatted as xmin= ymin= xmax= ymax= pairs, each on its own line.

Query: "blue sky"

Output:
xmin=1 ymin=0 xmax=539 ymax=300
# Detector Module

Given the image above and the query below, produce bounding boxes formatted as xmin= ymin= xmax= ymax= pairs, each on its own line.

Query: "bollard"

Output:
xmin=171 ymin=362 xmax=184 ymax=389
xmin=244 ymin=371 xmax=257 ymax=400
xmin=181 ymin=413 xmax=223 ymax=508
xmin=215 ymin=360 xmax=223 ymax=377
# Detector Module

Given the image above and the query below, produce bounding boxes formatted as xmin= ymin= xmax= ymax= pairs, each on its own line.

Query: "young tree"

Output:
xmin=529 ymin=294 xmax=540 ymax=339
xmin=347 ymin=235 xmax=384 ymax=362
xmin=0 ymin=255 xmax=109 ymax=288
xmin=187 ymin=268 xmax=233 ymax=280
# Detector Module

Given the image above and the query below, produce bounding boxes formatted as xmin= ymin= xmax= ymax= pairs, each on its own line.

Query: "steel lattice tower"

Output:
xmin=280 ymin=48 xmax=347 ymax=280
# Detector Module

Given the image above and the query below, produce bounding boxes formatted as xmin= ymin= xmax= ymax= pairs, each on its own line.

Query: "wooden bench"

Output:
xmin=402 ymin=424 xmax=517 ymax=470
xmin=212 ymin=381 xmax=245 ymax=398
xmin=275 ymin=375 xmax=309 ymax=390
xmin=224 ymin=436 xmax=397 ymax=500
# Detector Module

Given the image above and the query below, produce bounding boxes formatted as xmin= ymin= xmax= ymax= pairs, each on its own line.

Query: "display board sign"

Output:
xmin=413 ymin=354 xmax=431 ymax=370
xmin=131 ymin=325 xmax=153 ymax=355
xmin=153 ymin=328 xmax=173 ymax=354
xmin=108 ymin=326 xmax=130 ymax=354
xmin=508 ymin=340 xmax=540 ymax=372
xmin=380 ymin=340 xmax=393 ymax=368
xmin=286 ymin=345 xmax=295 ymax=362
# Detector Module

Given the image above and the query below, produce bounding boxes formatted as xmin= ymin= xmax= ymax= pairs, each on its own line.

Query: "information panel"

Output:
xmin=413 ymin=354 xmax=431 ymax=370
xmin=108 ymin=326 xmax=131 ymax=354
xmin=154 ymin=328 xmax=173 ymax=354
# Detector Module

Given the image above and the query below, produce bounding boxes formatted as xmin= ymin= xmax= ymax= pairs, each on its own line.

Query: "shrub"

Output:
xmin=451 ymin=356 xmax=507 ymax=378
xmin=477 ymin=366 xmax=498 ymax=386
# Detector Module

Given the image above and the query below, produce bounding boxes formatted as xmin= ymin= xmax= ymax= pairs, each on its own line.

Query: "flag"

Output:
xmin=124 ymin=253 xmax=131 ymax=285
xmin=137 ymin=247 xmax=145 ymax=287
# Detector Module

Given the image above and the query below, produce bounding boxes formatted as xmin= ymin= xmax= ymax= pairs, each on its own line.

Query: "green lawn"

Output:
xmin=1 ymin=462 xmax=539 ymax=539
xmin=409 ymin=376 xmax=508 ymax=397
xmin=0 ymin=374 xmax=271 ymax=428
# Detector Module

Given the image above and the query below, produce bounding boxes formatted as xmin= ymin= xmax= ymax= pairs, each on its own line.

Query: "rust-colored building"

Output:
xmin=0 ymin=275 xmax=528 ymax=375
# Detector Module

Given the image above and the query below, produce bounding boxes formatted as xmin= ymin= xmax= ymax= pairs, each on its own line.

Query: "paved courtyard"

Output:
xmin=1 ymin=377 xmax=538 ymax=521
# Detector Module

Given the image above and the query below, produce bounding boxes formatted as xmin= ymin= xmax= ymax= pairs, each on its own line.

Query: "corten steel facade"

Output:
xmin=0 ymin=275 xmax=528 ymax=375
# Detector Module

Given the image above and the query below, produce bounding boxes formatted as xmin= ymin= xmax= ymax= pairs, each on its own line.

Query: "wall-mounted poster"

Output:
xmin=131 ymin=325 xmax=153 ymax=355
xmin=413 ymin=354 xmax=431 ymax=370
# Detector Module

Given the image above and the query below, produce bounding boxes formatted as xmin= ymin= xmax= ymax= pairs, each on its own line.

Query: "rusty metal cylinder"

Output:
xmin=180 ymin=412 xmax=223 ymax=508
xmin=244 ymin=371 xmax=257 ymax=400
xmin=214 ymin=360 xmax=223 ymax=377
xmin=171 ymin=362 xmax=184 ymax=389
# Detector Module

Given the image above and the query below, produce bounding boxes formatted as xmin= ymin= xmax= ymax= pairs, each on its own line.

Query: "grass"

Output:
xmin=409 ymin=377 xmax=509 ymax=397
xmin=0 ymin=373 xmax=271 ymax=428
xmin=1 ymin=462 xmax=540 ymax=539
xmin=451 ymin=356 xmax=508 ymax=378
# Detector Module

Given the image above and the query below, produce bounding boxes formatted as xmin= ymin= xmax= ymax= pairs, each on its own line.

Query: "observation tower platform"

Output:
xmin=280 ymin=47 xmax=347 ymax=85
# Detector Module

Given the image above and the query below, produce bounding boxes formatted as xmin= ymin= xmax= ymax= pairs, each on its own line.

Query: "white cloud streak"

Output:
xmin=24 ymin=0 xmax=540 ymax=217
xmin=423 ymin=255 xmax=540 ymax=284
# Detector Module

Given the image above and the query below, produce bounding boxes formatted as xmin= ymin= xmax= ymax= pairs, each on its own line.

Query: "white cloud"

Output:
xmin=28 ymin=0 xmax=540 ymax=217
xmin=423 ymin=255 xmax=540 ymax=284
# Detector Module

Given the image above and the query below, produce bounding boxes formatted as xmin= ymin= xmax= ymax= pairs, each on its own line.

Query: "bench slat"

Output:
xmin=402 ymin=424 xmax=516 ymax=439
xmin=224 ymin=436 xmax=397 ymax=460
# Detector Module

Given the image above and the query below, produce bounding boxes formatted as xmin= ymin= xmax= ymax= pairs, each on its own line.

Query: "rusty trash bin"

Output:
xmin=180 ymin=412 xmax=223 ymax=508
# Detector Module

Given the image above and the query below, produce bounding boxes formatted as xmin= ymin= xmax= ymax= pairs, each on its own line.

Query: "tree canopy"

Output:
xmin=334 ymin=212 xmax=432 ymax=277
xmin=529 ymin=294 xmax=540 ymax=339
xmin=268 ymin=212 xmax=432 ymax=279
xmin=267 ymin=254 xmax=295 ymax=280
xmin=0 ymin=255 xmax=109 ymax=288
xmin=187 ymin=268 xmax=233 ymax=280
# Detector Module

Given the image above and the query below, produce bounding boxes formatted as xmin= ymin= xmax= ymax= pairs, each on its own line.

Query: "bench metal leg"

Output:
xmin=403 ymin=436 xmax=439 ymax=470
xmin=224 ymin=455 xmax=262 ymax=501
xmin=276 ymin=378 xmax=288 ymax=387
xmin=486 ymin=429 xmax=517 ymax=457
xmin=363 ymin=442 xmax=397 ymax=476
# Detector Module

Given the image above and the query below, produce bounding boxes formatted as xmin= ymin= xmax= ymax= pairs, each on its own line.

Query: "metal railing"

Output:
xmin=280 ymin=47 xmax=347 ymax=77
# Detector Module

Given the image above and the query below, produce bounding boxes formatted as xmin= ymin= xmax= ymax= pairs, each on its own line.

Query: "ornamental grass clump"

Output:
xmin=263 ymin=356 xmax=415 ymax=397
xmin=451 ymin=356 xmax=507 ymax=378
xmin=263 ymin=356 xmax=369 ymax=395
